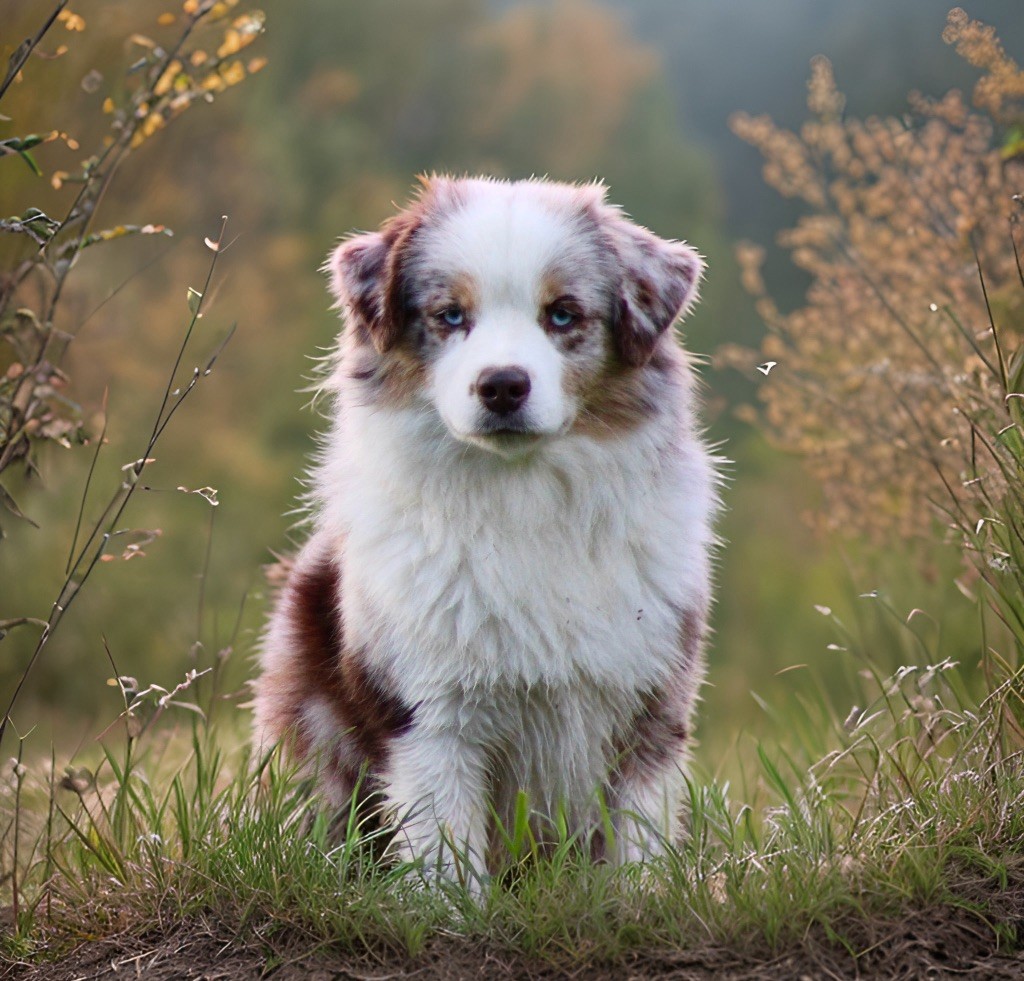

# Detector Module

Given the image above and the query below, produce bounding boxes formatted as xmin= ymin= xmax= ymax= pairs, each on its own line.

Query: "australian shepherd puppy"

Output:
xmin=253 ymin=175 xmax=718 ymax=880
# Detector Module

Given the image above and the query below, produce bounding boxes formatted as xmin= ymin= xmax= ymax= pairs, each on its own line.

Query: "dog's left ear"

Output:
xmin=605 ymin=218 xmax=704 ymax=368
xmin=326 ymin=211 xmax=421 ymax=355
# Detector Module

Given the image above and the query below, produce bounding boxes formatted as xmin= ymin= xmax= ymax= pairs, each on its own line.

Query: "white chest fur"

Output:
xmin=317 ymin=398 xmax=715 ymax=708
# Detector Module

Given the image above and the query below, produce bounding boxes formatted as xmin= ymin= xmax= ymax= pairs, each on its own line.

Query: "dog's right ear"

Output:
xmin=326 ymin=212 xmax=420 ymax=354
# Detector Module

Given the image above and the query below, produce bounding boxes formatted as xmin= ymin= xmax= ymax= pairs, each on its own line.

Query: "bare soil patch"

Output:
xmin=6 ymin=870 xmax=1023 ymax=981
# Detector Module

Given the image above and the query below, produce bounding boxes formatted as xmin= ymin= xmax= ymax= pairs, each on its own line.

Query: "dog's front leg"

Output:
xmin=383 ymin=727 xmax=489 ymax=887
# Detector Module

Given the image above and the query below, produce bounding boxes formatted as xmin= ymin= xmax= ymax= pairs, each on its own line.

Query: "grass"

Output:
xmin=1 ymin=583 xmax=1022 ymax=977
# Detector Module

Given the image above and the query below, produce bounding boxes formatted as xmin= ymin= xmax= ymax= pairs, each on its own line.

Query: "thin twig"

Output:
xmin=0 ymin=221 xmax=232 ymax=751
xmin=11 ymin=740 xmax=25 ymax=931
xmin=0 ymin=1 xmax=69 ymax=104
xmin=197 ymin=504 xmax=216 ymax=646
xmin=970 ymin=234 xmax=1008 ymax=391
xmin=0 ymin=3 xmax=219 ymax=475
xmin=65 ymin=388 xmax=108 ymax=575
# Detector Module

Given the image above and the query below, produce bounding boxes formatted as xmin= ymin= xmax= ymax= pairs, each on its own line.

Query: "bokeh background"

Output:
xmin=2 ymin=0 xmax=1022 ymax=774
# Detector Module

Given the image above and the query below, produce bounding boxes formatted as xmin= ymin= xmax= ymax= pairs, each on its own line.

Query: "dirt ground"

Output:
xmin=5 ymin=896 xmax=1024 ymax=981
xmin=6 ymin=866 xmax=1024 ymax=981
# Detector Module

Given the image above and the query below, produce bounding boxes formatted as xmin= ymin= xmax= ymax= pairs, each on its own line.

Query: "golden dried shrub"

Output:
xmin=727 ymin=9 xmax=1024 ymax=544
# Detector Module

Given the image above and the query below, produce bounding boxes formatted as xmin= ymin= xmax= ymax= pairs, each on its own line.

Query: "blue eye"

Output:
xmin=440 ymin=307 xmax=465 ymax=328
xmin=549 ymin=307 xmax=575 ymax=329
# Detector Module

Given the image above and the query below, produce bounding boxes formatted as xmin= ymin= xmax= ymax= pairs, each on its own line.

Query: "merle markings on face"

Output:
xmin=326 ymin=176 xmax=704 ymax=457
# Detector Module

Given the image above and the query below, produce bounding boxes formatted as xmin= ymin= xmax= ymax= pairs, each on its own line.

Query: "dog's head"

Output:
xmin=327 ymin=176 xmax=703 ymax=457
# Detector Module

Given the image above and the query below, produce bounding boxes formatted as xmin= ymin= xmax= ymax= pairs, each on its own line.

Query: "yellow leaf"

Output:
xmin=217 ymin=29 xmax=242 ymax=58
xmin=129 ymin=33 xmax=157 ymax=49
xmin=247 ymin=56 xmax=267 ymax=74
xmin=234 ymin=10 xmax=265 ymax=35
xmin=157 ymin=12 xmax=176 ymax=25
xmin=209 ymin=0 xmax=241 ymax=18
xmin=102 ymin=97 xmax=115 ymax=113
xmin=153 ymin=59 xmax=182 ymax=97
xmin=130 ymin=112 xmax=166 ymax=148
xmin=58 ymin=10 xmax=86 ymax=31
xmin=216 ymin=12 xmax=263 ymax=57
xmin=220 ymin=60 xmax=245 ymax=87
xmin=190 ymin=49 xmax=208 ymax=67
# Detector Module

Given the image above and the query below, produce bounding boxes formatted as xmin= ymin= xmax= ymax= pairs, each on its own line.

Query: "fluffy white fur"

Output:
xmin=253 ymin=176 xmax=719 ymax=881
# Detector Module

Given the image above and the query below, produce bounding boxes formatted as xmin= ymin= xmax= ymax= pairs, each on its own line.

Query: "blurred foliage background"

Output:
xmin=1 ymin=0 xmax=1022 ymax=774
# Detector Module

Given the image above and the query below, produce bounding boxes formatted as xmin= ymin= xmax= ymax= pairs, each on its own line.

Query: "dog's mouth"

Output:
xmin=473 ymin=412 xmax=545 ymax=438
xmin=480 ymin=425 xmax=537 ymax=438
xmin=459 ymin=422 xmax=547 ymax=458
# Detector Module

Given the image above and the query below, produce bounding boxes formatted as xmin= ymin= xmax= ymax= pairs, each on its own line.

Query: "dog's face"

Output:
xmin=327 ymin=177 xmax=703 ymax=457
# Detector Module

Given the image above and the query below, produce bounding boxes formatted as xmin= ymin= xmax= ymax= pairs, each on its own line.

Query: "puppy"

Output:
xmin=253 ymin=176 xmax=718 ymax=879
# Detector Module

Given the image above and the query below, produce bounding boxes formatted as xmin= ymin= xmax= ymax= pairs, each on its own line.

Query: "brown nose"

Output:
xmin=477 ymin=367 xmax=531 ymax=416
